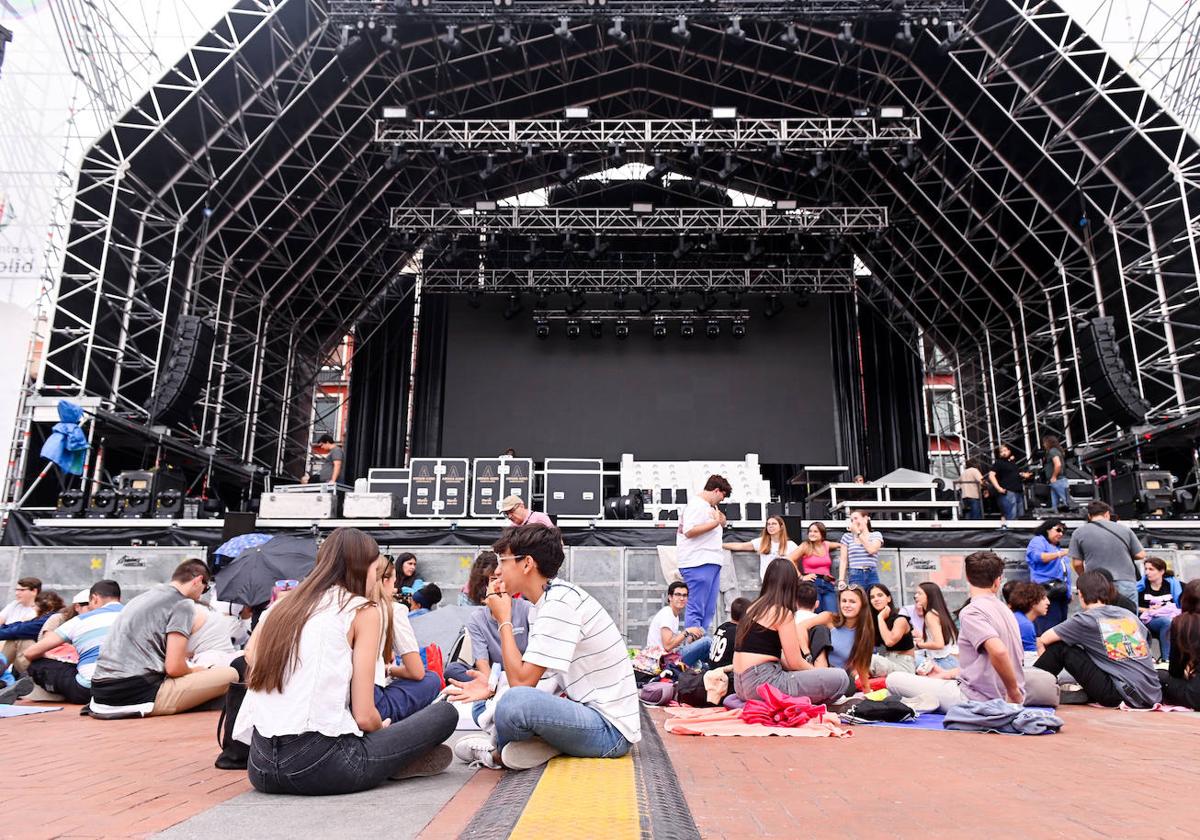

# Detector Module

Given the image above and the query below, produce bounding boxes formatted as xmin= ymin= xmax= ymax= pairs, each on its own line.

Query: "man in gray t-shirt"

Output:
xmin=90 ymin=560 xmax=237 ymax=715
xmin=302 ymin=434 xmax=345 ymax=484
xmin=1034 ymin=570 xmax=1161 ymax=708
xmin=1068 ymin=501 xmax=1144 ymax=603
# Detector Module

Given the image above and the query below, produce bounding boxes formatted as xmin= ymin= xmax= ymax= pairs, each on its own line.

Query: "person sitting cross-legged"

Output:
xmin=1033 ymin=571 xmax=1161 ymax=708
xmin=645 ymin=581 xmax=710 ymax=667
xmin=447 ymin=524 xmax=640 ymax=771
xmin=20 ymin=580 xmax=123 ymax=705
xmin=886 ymin=551 xmax=1059 ymax=712
xmin=1158 ymin=579 xmax=1200 ymax=710
xmin=372 ymin=556 xmax=441 ymax=723
xmin=88 ymin=560 xmax=238 ymax=716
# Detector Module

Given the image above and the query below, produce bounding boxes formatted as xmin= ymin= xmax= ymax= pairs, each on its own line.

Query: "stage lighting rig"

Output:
xmin=705 ymin=320 xmax=720 ymax=340
xmin=742 ymin=237 xmax=764 ymax=263
xmin=557 ymin=152 xmax=582 ymax=183
xmin=670 ymin=290 xmax=684 ymax=309
xmin=639 ymin=289 xmax=660 ymax=314
xmin=780 ymin=23 xmax=800 ymax=49
xmin=523 ymin=237 xmax=546 ymax=264
xmin=535 ymin=318 xmax=550 ymax=340
xmin=704 ymin=231 xmax=720 ymax=251
xmin=566 ymin=319 xmax=582 ymax=339
xmin=680 ymin=319 xmax=696 ymax=339
xmin=763 ymin=294 xmax=784 ymax=319
xmin=384 ymin=144 xmax=408 ymax=170
xmin=895 ymin=18 xmax=915 ymax=47
xmin=670 ymin=15 xmax=690 ymax=44
xmin=479 ymin=152 xmax=499 ymax=180
xmin=653 ymin=318 xmax=668 ymax=340
xmin=497 ymin=24 xmax=518 ymax=51
xmin=608 ymin=142 xmax=626 ymax=165
xmin=697 ymin=289 xmax=718 ymax=312
xmin=769 ymin=142 xmax=785 ymax=165
xmin=732 ymin=318 xmax=747 ymax=339
xmin=586 ymin=235 xmax=610 ymax=260
xmin=614 ymin=288 xmax=627 ymax=309
xmin=671 ymin=236 xmax=694 ymax=260
xmin=562 ymin=232 xmax=577 ymax=253
xmin=725 ymin=16 xmax=745 ymax=43
xmin=503 ymin=293 xmax=524 ymax=320
xmin=897 ymin=140 xmax=918 ymax=170
xmin=607 ymin=16 xmax=629 ymax=44
xmin=808 ymin=151 xmax=829 ymax=178
xmin=468 ymin=289 xmax=482 ymax=308
xmin=438 ymin=24 xmax=463 ymax=54
xmin=837 ymin=21 xmax=856 ymax=45
xmin=717 ymin=152 xmax=740 ymax=182
xmin=688 ymin=144 xmax=704 ymax=167
xmin=614 ymin=319 xmax=631 ymax=340
xmin=380 ymin=24 xmax=397 ymax=48
xmin=434 ymin=145 xmax=450 ymax=166
xmin=566 ymin=289 xmax=587 ymax=313
xmin=554 ymin=16 xmax=575 ymax=43
xmin=589 ymin=318 xmax=604 ymax=339
xmin=646 ymin=153 xmax=670 ymax=183
xmin=939 ymin=20 xmax=967 ymax=52
xmin=523 ymin=144 xmax=538 ymax=164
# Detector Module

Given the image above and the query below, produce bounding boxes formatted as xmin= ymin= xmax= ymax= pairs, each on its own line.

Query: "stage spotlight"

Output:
xmin=554 ymin=16 xmax=575 ymax=43
xmin=680 ymin=319 xmax=696 ymax=339
xmin=697 ymin=290 xmax=718 ymax=312
xmin=566 ymin=289 xmax=586 ymax=313
xmin=614 ymin=319 xmax=630 ymax=340
xmin=503 ymin=293 xmax=523 ymax=320
xmin=717 ymin=151 xmax=739 ymax=182
xmin=795 ymin=290 xmax=811 ymax=308
xmin=688 ymin=144 xmax=704 ymax=167
xmin=523 ymin=144 xmax=538 ymax=164
xmin=566 ymin=319 xmax=582 ymax=339
xmin=939 ymin=21 xmax=966 ymax=52
xmin=589 ymin=318 xmax=603 ymax=339
xmin=614 ymin=288 xmax=627 ymax=309
xmin=732 ymin=318 xmax=747 ymax=339
xmin=856 ymin=141 xmax=871 ymax=161
xmin=769 ymin=142 xmax=784 ymax=165
xmin=608 ymin=142 xmax=626 ymax=165
xmin=742 ymin=237 xmax=764 ymax=263
xmin=384 ymin=144 xmax=408 ymax=170
xmin=780 ymin=23 xmax=800 ymax=49
xmin=895 ymin=18 xmax=915 ymax=48
xmin=497 ymin=24 xmax=518 ymax=51
xmin=671 ymin=15 xmax=690 ymax=44
xmin=439 ymin=24 xmax=463 ymax=54
xmin=671 ymin=236 xmax=693 ymax=260
xmin=523 ymin=237 xmax=545 ymax=264
xmin=652 ymin=318 xmax=667 ymax=340
xmin=380 ymin=24 xmax=397 ymax=48
xmin=434 ymin=145 xmax=450 ymax=166
xmin=586 ymin=235 xmax=610 ymax=260
xmin=669 ymin=290 xmax=684 ymax=309
xmin=639 ymin=289 xmax=660 ymax=314
xmin=468 ymin=290 xmax=482 ymax=309
xmin=725 ymin=16 xmax=745 ymax=43
xmin=705 ymin=320 xmax=720 ymax=340
xmin=729 ymin=289 xmax=743 ymax=308
xmin=788 ymin=232 xmax=803 ymax=251
xmin=479 ymin=152 xmax=499 ymax=180
xmin=556 ymin=152 xmax=581 ymax=183
xmin=336 ymin=24 xmax=353 ymax=54
xmin=808 ymin=151 xmax=828 ymax=178
xmin=764 ymin=294 xmax=784 ymax=319
xmin=837 ymin=21 xmax=856 ymax=45
xmin=535 ymin=289 xmax=549 ymax=307
xmin=535 ymin=318 xmax=550 ymax=339
xmin=562 ymin=232 xmax=577 ymax=253
xmin=822 ymin=237 xmax=842 ymax=263
xmin=646 ymin=153 xmax=670 ymax=183
xmin=704 ymin=231 xmax=720 ymax=251
xmin=607 ymin=16 xmax=629 ymax=44
xmin=485 ymin=233 xmax=501 ymax=252
xmin=897 ymin=140 xmax=918 ymax=170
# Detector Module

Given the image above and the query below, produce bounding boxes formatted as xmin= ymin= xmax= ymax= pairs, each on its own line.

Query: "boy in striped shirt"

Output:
xmin=23 ymin=580 xmax=123 ymax=704
xmin=448 ymin=524 xmax=641 ymax=770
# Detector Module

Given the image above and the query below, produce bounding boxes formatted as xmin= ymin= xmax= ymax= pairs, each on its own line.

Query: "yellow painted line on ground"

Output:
xmin=509 ymin=755 xmax=641 ymax=840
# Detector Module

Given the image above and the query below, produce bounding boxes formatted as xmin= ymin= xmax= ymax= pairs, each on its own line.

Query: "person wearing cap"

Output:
xmin=22 ymin=580 xmax=123 ymax=705
xmin=499 ymin=495 xmax=553 ymax=528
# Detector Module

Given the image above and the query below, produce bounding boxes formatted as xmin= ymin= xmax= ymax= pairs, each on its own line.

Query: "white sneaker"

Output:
xmin=453 ymin=734 xmax=500 ymax=769
xmin=499 ymin=737 xmax=561 ymax=771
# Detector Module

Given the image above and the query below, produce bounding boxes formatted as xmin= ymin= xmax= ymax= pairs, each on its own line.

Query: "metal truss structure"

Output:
xmin=419 ymin=266 xmax=854 ymax=293
xmin=375 ymin=116 xmax=921 ymax=149
xmin=330 ymin=2 xmax=970 ymax=23
xmin=32 ymin=0 xmax=1200 ymax=490
xmin=392 ymin=205 xmax=886 ymax=233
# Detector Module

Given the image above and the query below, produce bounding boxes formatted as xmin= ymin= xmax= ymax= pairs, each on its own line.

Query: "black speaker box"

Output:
xmin=1076 ymin=317 xmax=1151 ymax=428
xmin=148 ymin=315 xmax=216 ymax=425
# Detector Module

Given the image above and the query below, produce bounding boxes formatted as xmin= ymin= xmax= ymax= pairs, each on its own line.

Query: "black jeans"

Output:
xmin=1034 ymin=642 xmax=1125 ymax=707
xmin=248 ymin=701 xmax=457 ymax=796
xmin=1158 ymin=671 xmax=1200 ymax=710
xmin=26 ymin=659 xmax=92 ymax=705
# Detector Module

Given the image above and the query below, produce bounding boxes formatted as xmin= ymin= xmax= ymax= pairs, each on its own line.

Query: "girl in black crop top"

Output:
xmin=733 ymin=559 xmax=814 ymax=670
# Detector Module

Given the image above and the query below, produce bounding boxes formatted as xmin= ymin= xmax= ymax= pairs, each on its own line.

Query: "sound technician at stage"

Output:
xmin=300 ymin=434 xmax=345 ymax=485
xmin=676 ymin=475 xmax=733 ymax=633
xmin=499 ymin=495 xmax=553 ymax=527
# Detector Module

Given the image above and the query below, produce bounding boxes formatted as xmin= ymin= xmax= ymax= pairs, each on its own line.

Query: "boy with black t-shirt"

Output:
xmin=707 ymin=597 xmax=749 ymax=669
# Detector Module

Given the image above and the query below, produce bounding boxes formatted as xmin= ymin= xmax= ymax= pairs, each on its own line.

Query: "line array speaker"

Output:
xmin=1075 ymin=317 xmax=1150 ymax=429
xmin=148 ymin=315 xmax=215 ymax=425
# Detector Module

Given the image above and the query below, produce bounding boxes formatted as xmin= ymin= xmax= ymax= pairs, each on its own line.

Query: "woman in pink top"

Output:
xmin=789 ymin=523 xmax=838 ymax=614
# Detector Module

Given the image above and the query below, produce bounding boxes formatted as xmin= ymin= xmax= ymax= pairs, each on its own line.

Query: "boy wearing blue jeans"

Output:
xmin=447 ymin=524 xmax=641 ymax=770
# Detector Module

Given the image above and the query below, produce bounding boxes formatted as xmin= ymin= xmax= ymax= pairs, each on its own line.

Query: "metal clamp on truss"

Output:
xmin=417 ymin=267 xmax=855 ymax=293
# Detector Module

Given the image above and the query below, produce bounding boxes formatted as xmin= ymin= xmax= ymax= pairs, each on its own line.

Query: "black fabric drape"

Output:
xmin=830 ymin=296 xmax=928 ymax=479
xmin=345 ymin=298 xmax=415 ymax=479
xmin=410 ymin=294 xmax=449 ymax=457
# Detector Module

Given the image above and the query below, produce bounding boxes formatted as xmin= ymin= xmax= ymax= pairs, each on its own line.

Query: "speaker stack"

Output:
xmin=1076 ymin=317 xmax=1150 ymax=429
xmin=148 ymin=315 xmax=216 ymax=425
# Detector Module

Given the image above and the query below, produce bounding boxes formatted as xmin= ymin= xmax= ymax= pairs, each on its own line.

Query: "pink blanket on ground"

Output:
xmin=662 ymin=706 xmax=852 ymax=737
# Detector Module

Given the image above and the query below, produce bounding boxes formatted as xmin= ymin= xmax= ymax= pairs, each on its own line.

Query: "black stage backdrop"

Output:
xmin=435 ymin=294 xmax=839 ymax=462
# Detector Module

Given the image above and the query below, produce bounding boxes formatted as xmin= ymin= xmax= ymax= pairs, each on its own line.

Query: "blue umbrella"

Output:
xmin=215 ymin=532 xmax=273 ymax=559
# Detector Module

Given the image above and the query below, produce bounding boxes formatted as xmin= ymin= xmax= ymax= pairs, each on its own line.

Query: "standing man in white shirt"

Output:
xmin=676 ymin=475 xmax=732 ymax=634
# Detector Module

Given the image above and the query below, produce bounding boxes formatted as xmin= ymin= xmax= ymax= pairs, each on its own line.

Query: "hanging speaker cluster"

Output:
xmin=1075 ymin=316 xmax=1150 ymax=429
xmin=148 ymin=315 xmax=216 ymax=425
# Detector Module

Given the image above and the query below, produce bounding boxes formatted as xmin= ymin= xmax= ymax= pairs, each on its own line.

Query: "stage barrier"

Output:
xmin=4 ymin=545 xmax=1199 ymax=644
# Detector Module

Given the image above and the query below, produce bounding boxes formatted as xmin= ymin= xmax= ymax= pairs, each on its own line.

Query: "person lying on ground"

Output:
xmin=733 ymin=558 xmax=851 ymax=705
xmin=1033 ymin=570 xmax=1161 ymax=709
xmin=446 ymin=524 xmax=640 ymax=771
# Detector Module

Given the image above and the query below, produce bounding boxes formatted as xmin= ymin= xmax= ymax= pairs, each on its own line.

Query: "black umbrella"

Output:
xmin=215 ymin=534 xmax=319 ymax=606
